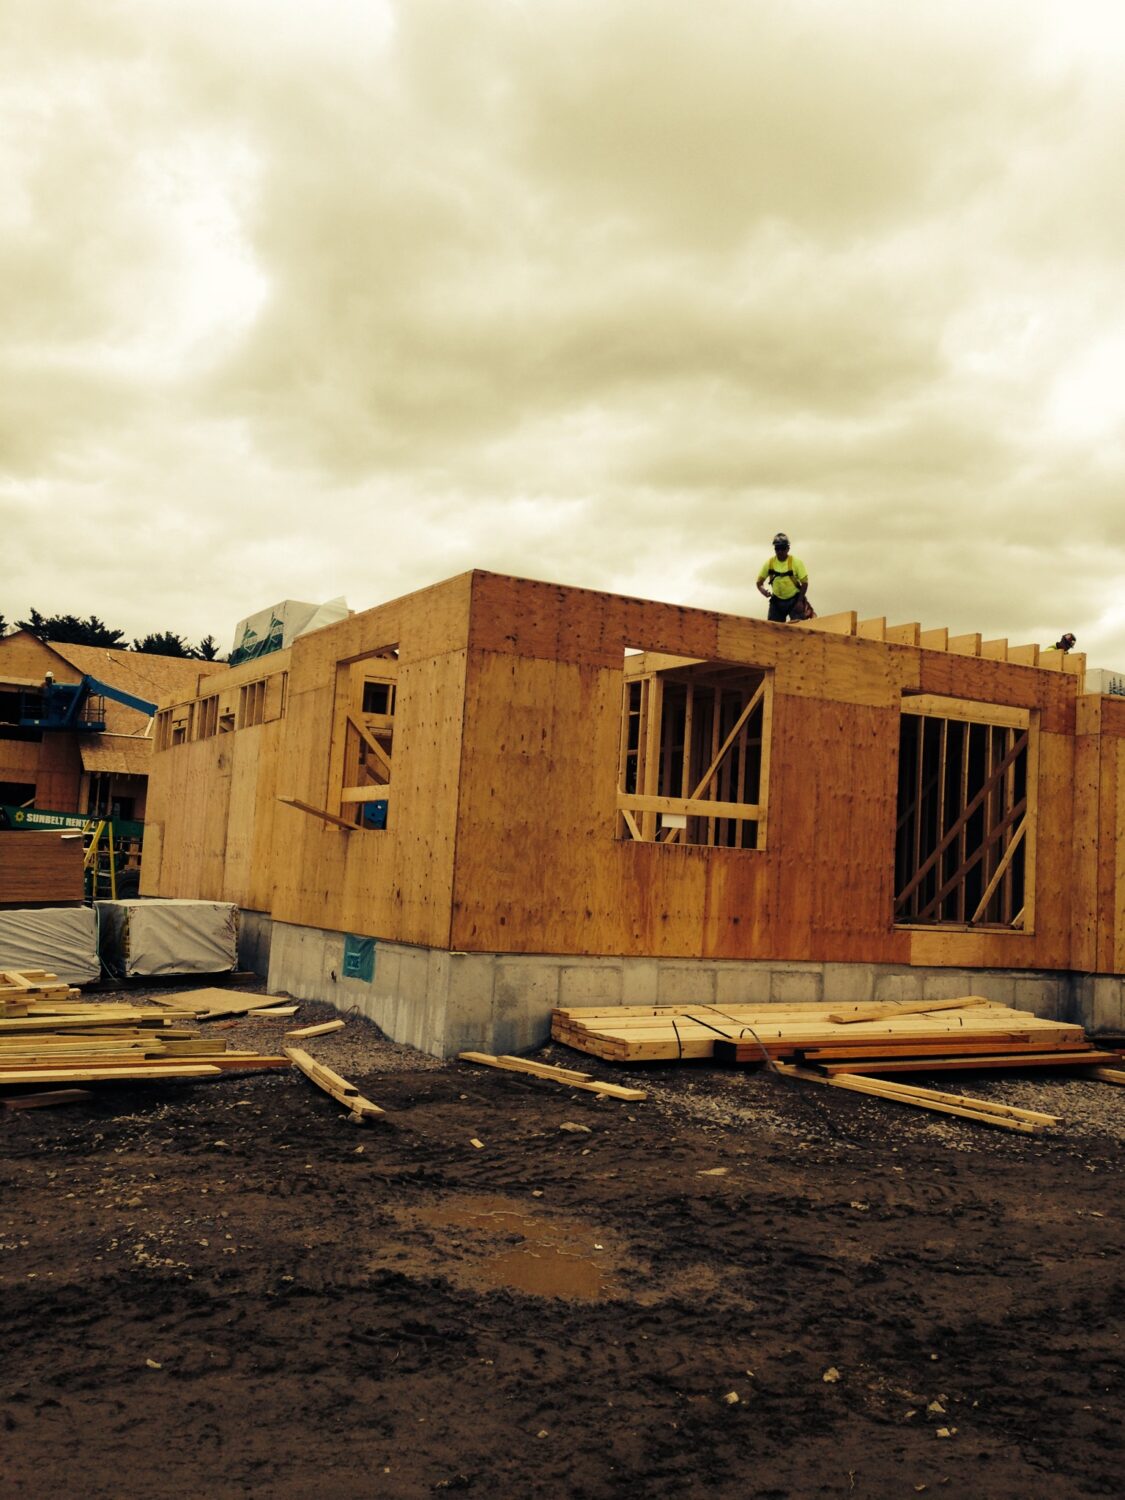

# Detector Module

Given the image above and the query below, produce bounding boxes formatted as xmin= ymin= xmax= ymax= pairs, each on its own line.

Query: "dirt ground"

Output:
xmin=2 ymin=989 xmax=1123 ymax=1500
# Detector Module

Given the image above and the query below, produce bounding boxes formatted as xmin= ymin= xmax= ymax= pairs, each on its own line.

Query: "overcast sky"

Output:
xmin=3 ymin=0 xmax=1125 ymax=664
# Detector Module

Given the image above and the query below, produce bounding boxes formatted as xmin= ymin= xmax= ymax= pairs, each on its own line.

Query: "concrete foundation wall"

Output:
xmin=264 ymin=915 xmax=1125 ymax=1059
xmin=237 ymin=909 xmax=273 ymax=978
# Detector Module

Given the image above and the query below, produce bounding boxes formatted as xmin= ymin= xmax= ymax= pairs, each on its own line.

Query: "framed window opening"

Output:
xmin=617 ymin=652 xmax=772 ymax=849
xmin=894 ymin=694 xmax=1036 ymax=931
xmin=196 ymin=695 xmax=219 ymax=739
xmin=164 ymin=703 xmax=193 ymax=747
xmin=238 ymin=679 xmax=267 ymax=729
xmin=332 ymin=648 xmax=398 ymax=828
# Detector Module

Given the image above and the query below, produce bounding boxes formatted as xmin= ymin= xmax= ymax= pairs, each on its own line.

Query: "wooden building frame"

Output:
xmin=139 ymin=570 xmax=1125 ymax=987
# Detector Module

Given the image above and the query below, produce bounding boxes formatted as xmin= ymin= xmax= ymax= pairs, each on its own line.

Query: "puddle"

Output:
xmin=476 ymin=1244 xmax=609 ymax=1299
xmin=406 ymin=1196 xmax=618 ymax=1301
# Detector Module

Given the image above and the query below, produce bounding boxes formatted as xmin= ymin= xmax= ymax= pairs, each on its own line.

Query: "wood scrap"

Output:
xmin=1086 ymin=1066 xmax=1125 ymax=1086
xmin=283 ymin=1045 xmax=384 ymax=1120
xmin=1 ymin=1089 xmax=92 ymax=1110
xmin=458 ymin=1051 xmax=647 ymax=1101
xmin=285 ymin=1019 xmax=347 ymax=1039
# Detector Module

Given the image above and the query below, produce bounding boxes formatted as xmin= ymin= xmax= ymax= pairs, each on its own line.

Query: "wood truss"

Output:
xmin=617 ymin=654 xmax=771 ymax=848
xmin=895 ymin=697 xmax=1035 ymax=928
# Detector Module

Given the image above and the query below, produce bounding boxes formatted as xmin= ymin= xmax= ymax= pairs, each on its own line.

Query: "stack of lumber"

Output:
xmin=551 ymin=997 xmax=1121 ymax=1071
xmin=1 ymin=968 xmax=81 ymax=1013
xmin=0 ymin=831 xmax=84 ymax=906
xmin=0 ymin=971 xmax=289 ymax=1091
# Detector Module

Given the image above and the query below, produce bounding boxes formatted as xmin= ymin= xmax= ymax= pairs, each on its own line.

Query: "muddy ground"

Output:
xmin=2 ymin=991 xmax=1123 ymax=1500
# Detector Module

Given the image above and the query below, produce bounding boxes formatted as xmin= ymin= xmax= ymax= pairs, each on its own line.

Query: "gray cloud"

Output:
xmin=2 ymin=0 xmax=1124 ymax=666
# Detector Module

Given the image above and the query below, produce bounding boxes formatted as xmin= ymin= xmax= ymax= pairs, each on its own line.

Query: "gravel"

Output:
xmin=102 ymin=978 xmax=1125 ymax=1149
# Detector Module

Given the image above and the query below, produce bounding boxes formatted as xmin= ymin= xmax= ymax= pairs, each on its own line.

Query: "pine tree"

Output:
xmin=16 ymin=611 xmax=126 ymax=647
xmin=132 ymin=631 xmax=193 ymax=658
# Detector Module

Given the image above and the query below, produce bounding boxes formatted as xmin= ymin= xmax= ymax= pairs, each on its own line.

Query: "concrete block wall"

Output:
xmin=263 ymin=916 xmax=1111 ymax=1059
xmin=1071 ymin=975 xmax=1125 ymax=1034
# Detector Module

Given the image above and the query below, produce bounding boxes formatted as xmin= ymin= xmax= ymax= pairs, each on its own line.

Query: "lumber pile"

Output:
xmin=1 ymin=968 xmax=82 ymax=1013
xmin=551 ymin=998 xmax=1120 ymax=1072
xmin=0 ymin=970 xmax=289 ymax=1092
xmin=0 ymin=832 xmax=84 ymax=906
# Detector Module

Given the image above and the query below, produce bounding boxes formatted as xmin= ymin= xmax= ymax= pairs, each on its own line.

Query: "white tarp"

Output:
xmin=229 ymin=596 xmax=349 ymax=665
xmin=96 ymin=899 xmax=239 ymax=978
xmin=1083 ymin=667 xmax=1125 ymax=698
xmin=0 ymin=906 xmax=100 ymax=985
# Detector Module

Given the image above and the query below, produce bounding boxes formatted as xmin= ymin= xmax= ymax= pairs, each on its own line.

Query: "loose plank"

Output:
xmin=459 ymin=1052 xmax=647 ymax=1100
xmin=283 ymin=1045 xmax=384 ymax=1120
xmin=773 ymin=1063 xmax=1042 ymax=1133
xmin=285 ymin=1019 xmax=347 ymax=1040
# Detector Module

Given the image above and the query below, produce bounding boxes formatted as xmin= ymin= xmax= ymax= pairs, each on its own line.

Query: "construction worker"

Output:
xmin=756 ymin=532 xmax=809 ymax=622
xmin=1046 ymin=632 xmax=1077 ymax=653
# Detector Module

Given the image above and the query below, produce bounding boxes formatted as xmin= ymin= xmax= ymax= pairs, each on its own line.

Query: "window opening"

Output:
xmin=617 ymin=653 xmax=771 ymax=848
xmin=238 ymin=679 xmax=267 ymax=729
xmin=197 ymin=696 xmax=219 ymax=739
xmin=894 ymin=698 xmax=1033 ymax=929
xmin=167 ymin=703 xmax=193 ymax=746
xmin=334 ymin=649 xmax=397 ymax=828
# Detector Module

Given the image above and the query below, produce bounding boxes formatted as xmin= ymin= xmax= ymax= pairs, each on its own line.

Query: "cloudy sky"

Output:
xmin=3 ymin=0 xmax=1125 ymax=663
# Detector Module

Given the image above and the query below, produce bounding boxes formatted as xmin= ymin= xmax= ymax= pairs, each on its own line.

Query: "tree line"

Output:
xmin=0 ymin=609 xmax=224 ymax=661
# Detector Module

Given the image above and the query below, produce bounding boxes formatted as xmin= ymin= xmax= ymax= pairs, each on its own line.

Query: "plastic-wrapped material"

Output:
xmin=0 ymin=906 xmax=100 ymax=985
xmin=1083 ymin=667 xmax=1125 ymax=697
xmin=96 ymin=899 xmax=239 ymax=977
xmin=229 ymin=597 xmax=349 ymax=666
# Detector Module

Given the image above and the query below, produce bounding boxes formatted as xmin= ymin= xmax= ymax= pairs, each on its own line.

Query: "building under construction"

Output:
xmin=139 ymin=570 xmax=1125 ymax=1056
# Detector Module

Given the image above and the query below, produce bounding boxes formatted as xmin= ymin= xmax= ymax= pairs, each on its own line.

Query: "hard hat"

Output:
xmin=773 ymin=532 xmax=790 ymax=546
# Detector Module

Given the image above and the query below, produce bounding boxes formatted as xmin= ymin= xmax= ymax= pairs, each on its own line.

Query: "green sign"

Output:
xmin=0 ymin=804 xmax=145 ymax=840
xmin=342 ymin=934 xmax=375 ymax=983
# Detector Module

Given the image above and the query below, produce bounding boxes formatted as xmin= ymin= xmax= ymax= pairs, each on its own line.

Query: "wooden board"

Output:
xmin=458 ymin=1051 xmax=647 ymax=1100
xmin=284 ymin=1045 xmax=384 ymax=1120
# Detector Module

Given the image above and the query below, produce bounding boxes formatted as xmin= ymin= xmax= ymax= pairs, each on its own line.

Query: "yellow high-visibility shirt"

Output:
xmin=757 ymin=554 xmax=808 ymax=600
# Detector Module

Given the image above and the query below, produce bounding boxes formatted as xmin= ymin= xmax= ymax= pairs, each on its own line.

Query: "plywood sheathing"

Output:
xmin=142 ymin=568 xmax=1108 ymax=978
xmin=144 ymin=573 xmax=475 ymax=953
xmin=1070 ymin=694 xmax=1125 ymax=975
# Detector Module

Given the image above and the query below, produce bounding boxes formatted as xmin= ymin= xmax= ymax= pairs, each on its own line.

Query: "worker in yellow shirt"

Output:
xmin=1045 ymin=632 xmax=1076 ymax=653
xmin=756 ymin=532 xmax=810 ymax=622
